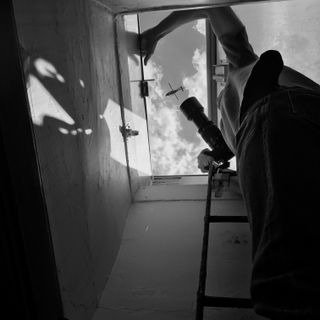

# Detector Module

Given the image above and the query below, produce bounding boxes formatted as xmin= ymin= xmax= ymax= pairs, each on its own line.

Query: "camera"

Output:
xmin=180 ymin=97 xmax=233 ymax=164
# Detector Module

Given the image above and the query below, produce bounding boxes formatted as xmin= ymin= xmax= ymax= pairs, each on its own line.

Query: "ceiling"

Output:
xmin=97 ymin=0 xmax=286 ymax=14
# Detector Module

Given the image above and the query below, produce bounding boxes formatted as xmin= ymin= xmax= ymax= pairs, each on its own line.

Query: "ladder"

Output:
xmin=195 ymin=163 xmax=252 ymax=320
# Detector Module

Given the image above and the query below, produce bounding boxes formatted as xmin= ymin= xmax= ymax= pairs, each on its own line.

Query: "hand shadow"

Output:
xmin=124 ymin=31 xmax=142 ymax=66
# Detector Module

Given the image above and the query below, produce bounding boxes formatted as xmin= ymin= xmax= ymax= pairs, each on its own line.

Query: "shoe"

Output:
xmin=242 ymin=50 xmax=284 ymax=110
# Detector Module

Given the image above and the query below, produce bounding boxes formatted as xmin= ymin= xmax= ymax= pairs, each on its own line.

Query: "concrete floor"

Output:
xmin=93 ymin=181 xmax=265 ymax=320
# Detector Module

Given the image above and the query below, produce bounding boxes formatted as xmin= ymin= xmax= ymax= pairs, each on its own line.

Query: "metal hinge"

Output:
xmin=212 ymin=61 xmax=228 ymax=84
xmin=119 ymin=124 xmax=139 ymax=140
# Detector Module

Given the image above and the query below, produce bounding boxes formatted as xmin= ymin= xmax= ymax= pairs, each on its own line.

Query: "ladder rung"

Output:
xmin=209 ymin=216 xmax=248 ymax=223
xmin=203 ymin=295 xmax=252 ymax=308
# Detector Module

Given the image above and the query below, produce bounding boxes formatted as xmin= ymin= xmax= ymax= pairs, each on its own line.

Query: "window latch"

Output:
xmin=212 ymin=62 xmax=228 ymax=84
xmin=130 ymin=79 xmax=155 ymax=97
xmin=119 ymin=124 xmax=139 ymax=140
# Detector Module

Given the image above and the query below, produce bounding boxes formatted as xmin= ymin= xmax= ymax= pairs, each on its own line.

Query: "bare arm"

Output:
xmin=206 ymin=7 xmax=244 ymax=36
xmin=141 ymin=7 xmax=245 ymax=65
xmin=150 ymin=9 xmax=207 ymax=40
xmin=140 ymin=9 xmax=207 ymax=65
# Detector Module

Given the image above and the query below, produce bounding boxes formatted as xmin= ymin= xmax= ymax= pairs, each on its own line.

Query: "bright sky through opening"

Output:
xmin=141 ymin=0 xmax=320 ymax=176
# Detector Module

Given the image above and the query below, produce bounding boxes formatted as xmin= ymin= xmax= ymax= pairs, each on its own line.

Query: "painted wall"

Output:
xmin=93 ymin=179 xmax=264 ymax=320
xmin=13 ymin=1 xmax=134 ymax=319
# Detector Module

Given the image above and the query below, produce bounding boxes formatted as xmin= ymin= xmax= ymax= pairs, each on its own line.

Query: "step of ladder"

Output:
xmin=208 ymin=215 xmax=248 ymax=223
xmin=202 ymin=296 xmax=252 ymax=308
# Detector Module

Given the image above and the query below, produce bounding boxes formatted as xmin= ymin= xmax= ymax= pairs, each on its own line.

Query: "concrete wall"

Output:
xmin=13 ymin=1 xmax=133 ymax=319
xmin=93 ymin=179 xmax=264 ymax=320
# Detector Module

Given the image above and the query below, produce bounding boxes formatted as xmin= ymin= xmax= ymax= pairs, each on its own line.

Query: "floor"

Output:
xmin=92 ymin=182 xmax=265 ymax=320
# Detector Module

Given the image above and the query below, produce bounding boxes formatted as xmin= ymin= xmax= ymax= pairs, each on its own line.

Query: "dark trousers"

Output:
xmin=236 ymin=87 xmax=320 ymax=320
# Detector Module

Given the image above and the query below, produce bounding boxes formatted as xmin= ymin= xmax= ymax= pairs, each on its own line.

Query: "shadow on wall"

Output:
xmin=13 ymin=0 xmax=141 ymax=318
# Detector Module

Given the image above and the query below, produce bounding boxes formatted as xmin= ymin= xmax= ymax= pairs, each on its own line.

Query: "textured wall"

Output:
xmin=13 ymin=0 xmax=132 ymax=319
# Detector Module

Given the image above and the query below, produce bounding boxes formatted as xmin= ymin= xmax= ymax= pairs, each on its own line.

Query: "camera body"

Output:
xmin=180 ymin=97 xmax=233 ymax=164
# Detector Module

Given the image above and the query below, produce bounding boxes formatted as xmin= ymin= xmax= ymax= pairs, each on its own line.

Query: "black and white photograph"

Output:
xmin=2 ymin=0 xmax=320 ymax=319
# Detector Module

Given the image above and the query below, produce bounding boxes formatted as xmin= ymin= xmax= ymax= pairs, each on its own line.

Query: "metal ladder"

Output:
xmin=195 ymin=163 xmax=252 ymax=320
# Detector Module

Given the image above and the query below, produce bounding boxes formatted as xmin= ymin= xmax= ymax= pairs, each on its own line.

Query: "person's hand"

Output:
xmin=197 ymin=148 xmax=214 ymax=173
xmin=140 ymin=28 xmax=159 ymax=65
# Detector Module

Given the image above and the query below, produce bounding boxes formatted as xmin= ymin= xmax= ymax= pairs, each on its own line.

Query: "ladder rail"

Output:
xmin=196 ymin=164 xmax=216 ymax=320
xmin=195 ymin=163 xmax=252 ymax=320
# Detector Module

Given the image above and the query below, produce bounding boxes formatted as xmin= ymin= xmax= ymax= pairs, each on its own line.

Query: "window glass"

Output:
xmin=140 ymin=12 xmax=208 ymax=175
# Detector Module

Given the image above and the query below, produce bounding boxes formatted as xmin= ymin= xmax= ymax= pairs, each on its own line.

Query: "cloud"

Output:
xmin=145 ymin=61 xmax=207 ymax=175
xmin=193 ymin=19 xmax=206 ymax=36
xmin=144 ymin=60 xmax=165 ymax=99
xmin=182 ymin=48 xmax=207 ymax=110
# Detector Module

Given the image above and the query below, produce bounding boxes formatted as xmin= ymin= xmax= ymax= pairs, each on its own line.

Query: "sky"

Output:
xmin=140 ymin=12 xmax=208 ymax=175
xmin=139 ymin=0 xmax=320 ymax=176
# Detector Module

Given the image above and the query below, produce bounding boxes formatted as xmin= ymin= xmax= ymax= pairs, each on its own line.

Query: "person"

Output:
xmin=140 ymin=6 xmax=320 ymax=320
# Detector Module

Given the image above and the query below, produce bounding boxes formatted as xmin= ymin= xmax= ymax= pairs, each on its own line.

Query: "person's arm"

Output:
xmin=208 ymin=7 xmax=257 ymax=68
xmin=206 ymin=7 xmax=244 ymax=37
xmin=141 ymin=7 xmax=245 ymax=65
xmin=141 ymin=9 xmax=206 ymax=65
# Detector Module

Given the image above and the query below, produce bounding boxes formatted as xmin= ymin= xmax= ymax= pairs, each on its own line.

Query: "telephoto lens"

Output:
xmin=180 ymin=97 xmax=233 ymax=163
